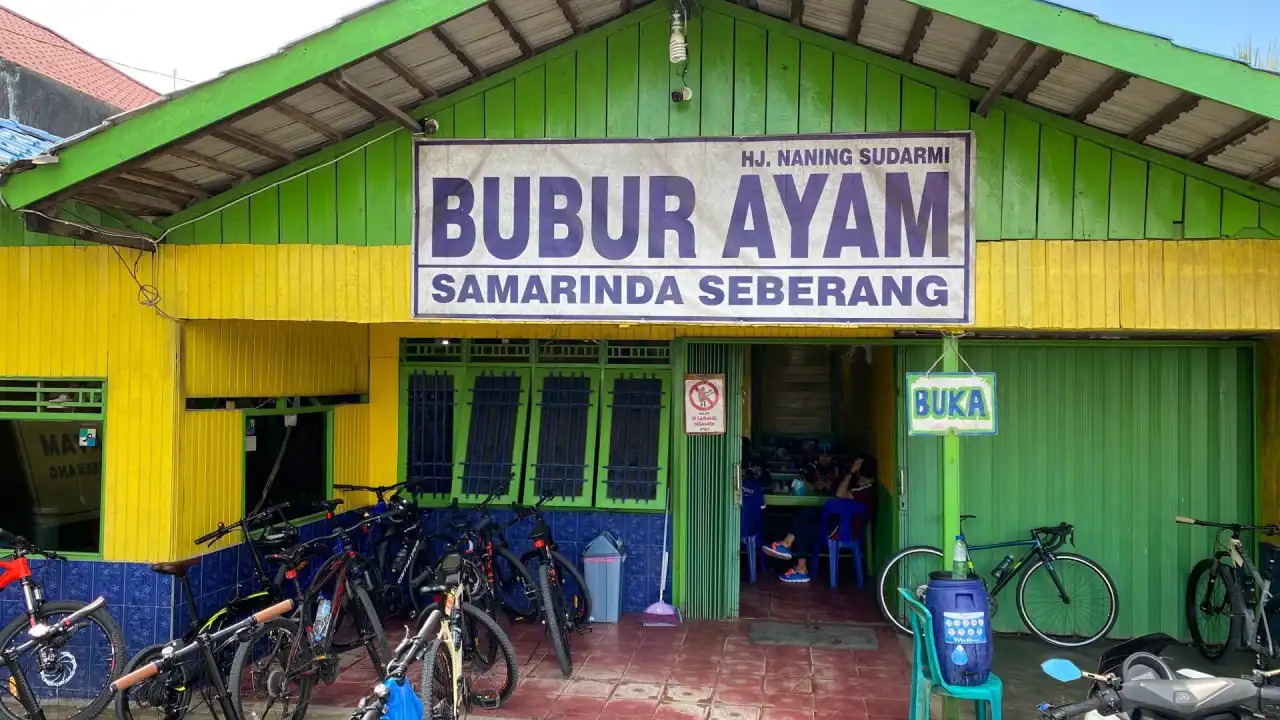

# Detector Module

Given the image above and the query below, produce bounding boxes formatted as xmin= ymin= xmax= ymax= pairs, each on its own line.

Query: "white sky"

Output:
xmin=3 ymin=0 xmax=374 ymax=92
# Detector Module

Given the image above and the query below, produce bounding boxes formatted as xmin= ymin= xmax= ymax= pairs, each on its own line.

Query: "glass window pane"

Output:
xmin=0 ymin=419 xmax=103 ymax=553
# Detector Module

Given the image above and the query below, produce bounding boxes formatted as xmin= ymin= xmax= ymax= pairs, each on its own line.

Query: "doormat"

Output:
xmin=747 ymin=621 xmax=878 ymax=650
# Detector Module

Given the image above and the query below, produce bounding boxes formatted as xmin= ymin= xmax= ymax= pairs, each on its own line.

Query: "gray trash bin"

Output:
xmin=583 ymin=531 xmax=627 ymax=622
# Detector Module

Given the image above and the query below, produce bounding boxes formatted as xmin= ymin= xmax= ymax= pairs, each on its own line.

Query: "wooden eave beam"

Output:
xmin=272 ymin=101 xmax=343 ymax=142
xmin=957 ymin=29 xmax=997 ymax=83
xmin=92 ymin=184 xmax=184 ymax=214
xmin=899 ymin=8 xmax=931 ymax=62
xmin=433 ymin=27 xmax=486 ymax=79
xmin=164 ymin=147 xmax=253 ymax=181
xmin=375 ymin=51 xmax=440 ymax=101
xmin=209 ymin=126 xmax=297 ymax=165
xmin=1249 ymin=159 xmax=1280 ymax=184
xmin=1011 ymin=50 xmax=1062 ymax=101
xmin=1127 ymin=93 xmax=1202 ymax=142
xmin=122 ymin=168 xmax=209 ymax=200
xmin=790 ymin=0 xmax=804 ymax=25
xmin=846 ymin=0 xmax=867 ymax=42
xmin=487 ymin=3 xmax=534 ymax=57
xmin=554 ymin=0 xmax=584 ymax=34
xmin=323 ymin=74 xmax=423 ymax=133
xmin=975 ymin=41 xmax=1036 ymax=117
xmin=1070 ymin=71 xmax=1133 ymax=122
xmin=102 ymin=177 xmax=194 ymax=206
xmin=24 ymin=211 xmax=155 ymax=252
xmin=1187 ymin=116 xmax=1271 ymax=163
xmin=77 ymin=189 xmax=166 ymax=217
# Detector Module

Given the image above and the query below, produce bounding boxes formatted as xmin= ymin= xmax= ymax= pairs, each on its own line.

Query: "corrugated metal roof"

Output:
xmin=0 ymin=119 xmax=59 ymax=164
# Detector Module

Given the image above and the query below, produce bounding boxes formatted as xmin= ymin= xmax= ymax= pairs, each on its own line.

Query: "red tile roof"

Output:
xmin=0 ymin=7 xmax=159 ymax=111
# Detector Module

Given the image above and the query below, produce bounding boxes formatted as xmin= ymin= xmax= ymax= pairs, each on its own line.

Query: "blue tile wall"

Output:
xmin=0 ymin=508 xmax=673 ymax=655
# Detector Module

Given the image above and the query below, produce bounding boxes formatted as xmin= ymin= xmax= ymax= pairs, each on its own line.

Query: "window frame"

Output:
xmin=241 ymin=405 xmax=334 ymax=523
xmin=0 ymin=377 xmax=107 ymax=560
xmin=399 ymin=365 xmax=465 ymax=502
xmin=594 ymin=369 xmax=671 ymax=511
xmin=453 ymin=366 xmax=531 ymax=505
xmin=524 ymin=367 xmax=601 ymax=510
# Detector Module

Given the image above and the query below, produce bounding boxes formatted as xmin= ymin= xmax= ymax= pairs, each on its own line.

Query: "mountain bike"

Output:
xmin=114 ymin=502 xmax=331 ymax=720
xmin=1179 ymin=515 xmax=1280 ymax=666
xmin=332 ymin=483 xmax=419 ymax=617
xmin=0 ymin=529 xmax=125 ymax=720
xmin=110 ymin=601 xmax=295 ymax=720
xmin=229 ymin=514 xmax=393 ymax=720
xmin=514 ymin=497 xmax=592 ymax=676
xmin=876 ymin=515 xmax=1118 ymax=648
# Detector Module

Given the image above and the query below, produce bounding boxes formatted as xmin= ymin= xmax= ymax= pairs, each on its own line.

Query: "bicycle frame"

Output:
xmin=0 ymin=557 xmax=42 ymax=622
xmin=959 ymin=522 xmax=1073 ymax=603
xmin=1211 ymin=537 xmax=1275 ymax=658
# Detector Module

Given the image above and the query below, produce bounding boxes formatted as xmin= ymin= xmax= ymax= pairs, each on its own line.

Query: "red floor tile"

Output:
xmin=654 ymin=702 xmax=711 ymax=719
xmin=602 ymin=698 xmax=661 ymax=717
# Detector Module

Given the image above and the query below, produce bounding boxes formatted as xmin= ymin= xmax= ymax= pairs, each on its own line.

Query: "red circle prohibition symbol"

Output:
xmin=688 ymin=380 xmax=720 ymax=412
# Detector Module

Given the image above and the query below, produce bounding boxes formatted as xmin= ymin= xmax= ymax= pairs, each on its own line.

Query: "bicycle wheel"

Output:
xmin=875 ymin=545 xmax=943 ymax=635
xmin=537 ymin=562 xmax=573 ymax=676
xmin=338 ymin=582 xmax=391 ymax=676
xmin=0 ymin=600 xmax=125 ymax=720
xmin=228 ymin=618 xmax=311 ymax=720
xmin=113 ymin=644 xmax=193 ymax=720
xmin=418 ymin=638 xmax=458 ymax=720
xmin=493 ymin=546 xmax=538 ymax=622
xmin=522 ymin=549 xmax=591 ymax=625
xmin=1016 ymin=552 xmax=1119 ymax=647
xmin=1186 ymin=557 xmax=1239 ymax=661
xmin=457 ymin=603 xmax=518 ymax=707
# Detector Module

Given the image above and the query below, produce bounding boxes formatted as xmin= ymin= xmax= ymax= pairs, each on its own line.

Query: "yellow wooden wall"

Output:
xmin=334 ymin=403 xmax=376 ymax=509
xmin=1260 ymin=338 xmax=1280 ymax=525
xmin=173 ymin=410 xmax=242 ymax=559
xmin=184 ymin=320 xmax=369 ymax=397
xmin=0 ymin=247 xmax=180 ymax=562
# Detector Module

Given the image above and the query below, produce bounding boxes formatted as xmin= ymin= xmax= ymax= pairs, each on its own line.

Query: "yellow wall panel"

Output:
xmin=0 ymin=248 xmax=109 ymax=377
xmin=1261 ymin=337 xmax=1280 ymax=525
xmin=173 ymin=410 xmax=242 ymax=558
xmin=184 ymin=320 xmax=369 ymax=397
xmin=334 ymin=403 xmax=376 ymax=509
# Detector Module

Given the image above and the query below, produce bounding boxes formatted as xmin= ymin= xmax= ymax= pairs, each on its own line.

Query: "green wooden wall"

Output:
xmin=901 ymin=343 xmax=1255 ymax=639
xmin=121 ymin=4 xmax=1280 ymax=248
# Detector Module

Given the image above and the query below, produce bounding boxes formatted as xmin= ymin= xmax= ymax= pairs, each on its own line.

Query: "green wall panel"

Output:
xmin=163 ymin=8 xmax=1280 ymax=247
xmin=902 ymin=343 xmax=1254 ymax=639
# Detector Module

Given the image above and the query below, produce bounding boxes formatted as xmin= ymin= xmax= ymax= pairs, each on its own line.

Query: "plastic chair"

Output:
xmin=897 ymin=588 xmax=1003 ymax=720
xmin=810 ymin=498 xmax=870 ymax=588
xmin=740 ymin=484 xmax=765 ymax=585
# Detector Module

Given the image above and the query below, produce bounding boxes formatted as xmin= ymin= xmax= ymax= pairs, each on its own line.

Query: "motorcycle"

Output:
xmin=1038 ymin=633 xmax=1280 ymax=719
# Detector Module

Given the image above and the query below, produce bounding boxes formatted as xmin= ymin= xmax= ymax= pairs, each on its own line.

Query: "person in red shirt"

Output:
xmin=763 ymin=454 xmax=879 ymax=583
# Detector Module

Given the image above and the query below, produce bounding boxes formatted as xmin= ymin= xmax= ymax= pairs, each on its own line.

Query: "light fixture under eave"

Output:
xmin=668 ymin=5 xmax=687 ymax=64
xmin=30 ymin=154 xmax=59 ymax=166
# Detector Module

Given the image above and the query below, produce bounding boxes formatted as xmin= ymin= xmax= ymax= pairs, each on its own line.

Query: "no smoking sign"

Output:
xmin=684 ymin=374 xmax=726 ymax=435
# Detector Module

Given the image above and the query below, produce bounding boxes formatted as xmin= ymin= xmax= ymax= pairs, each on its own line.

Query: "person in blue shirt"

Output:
xmin=762 ymin=454 xmax=878 ymax=583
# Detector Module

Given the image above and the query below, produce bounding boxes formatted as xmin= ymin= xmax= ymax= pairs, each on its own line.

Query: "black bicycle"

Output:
xmin=877 ymin=516 xmax=1118 ymax=648
xmin=514 ymin=497 xmax=592 ymax=676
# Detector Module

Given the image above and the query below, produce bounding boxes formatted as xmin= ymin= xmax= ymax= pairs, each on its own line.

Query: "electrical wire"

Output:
xmin=0 ymin=26 xmax=194 ymax=87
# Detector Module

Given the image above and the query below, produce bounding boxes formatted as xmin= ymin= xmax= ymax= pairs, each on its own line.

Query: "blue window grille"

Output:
xmin=530 ymin=373 xmax=595 ymax=503
xmin=601 ymin=374 xmax=667 ymax=504
xmin=406 ymin=370 xmax=456 ymax=495
xmin=460 ymin=372 xmax=525 ymax=497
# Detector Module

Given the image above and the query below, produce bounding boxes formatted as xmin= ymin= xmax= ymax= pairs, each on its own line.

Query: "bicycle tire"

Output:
xmin=1015 ymin=552 xmax=1118 ymax=648
xmin=458 ymin=603 xmax=518 ymax=706
xmin=875 ymin=545 xmax=944 ymax=636
xmin=537 ymin=562 xmax=573 ymax=677
xmin=418 ymin=638 xmax=457 ymax=720
xmin=0 ymin=600 xmax=125 ymax=720
xmin=348 ymin=582 xmax=391 ymax=676
xmin=1186 ymin=557 xmax=1239 ymax=662
xmin=407 ymin=544 xmax=437 ymax=617
xmin=521 ymin=548 xmax=592 ymax=625
xmin=493 ymin=545 xmax=538 ymax=622
xmin=228 ymin=617 xmax=309 ymax=720
xmin=114 ymin=643 xmax=194 ymax=720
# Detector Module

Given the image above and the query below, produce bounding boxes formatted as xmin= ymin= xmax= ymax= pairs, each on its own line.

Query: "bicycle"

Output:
xmin=109 ymin=601 xmax=296 ymax=720
xmin=513 ymin=496 xmax=593 ymax=676
xmin=114 ymin=502 xmax=329 ymax=720
xmin=228 ymin=513 xmax=394 ymax=720
xmin=876 ymin=515 xmax=1119 ymax=648
xmin=332 ymin=483 xmax=419 ymax=617
xmin=1179 ymin=515 xmax=1280 ymax=666
xmin=0 ymin=528 xmax=125 ymax=720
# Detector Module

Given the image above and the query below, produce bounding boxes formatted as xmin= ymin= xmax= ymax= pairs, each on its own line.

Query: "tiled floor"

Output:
xmin=314 ymin=575 xmax=909 ymax=720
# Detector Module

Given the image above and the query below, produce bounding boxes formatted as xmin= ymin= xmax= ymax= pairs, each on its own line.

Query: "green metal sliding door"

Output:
xmin=899 ymin=343 xmax=1254 ymax=639
xmin=682 ymin=342 xmax=745 ymax=619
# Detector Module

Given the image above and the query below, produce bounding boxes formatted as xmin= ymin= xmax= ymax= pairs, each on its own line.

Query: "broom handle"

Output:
xmin=658 ymin=505 xmax=670 ymax=600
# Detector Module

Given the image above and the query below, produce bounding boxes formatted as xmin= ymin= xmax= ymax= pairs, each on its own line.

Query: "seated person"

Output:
xmin=762 ymin=454 xmax=879 ymax=583
xmin=806 ymin=447 xmax=842 ymax=494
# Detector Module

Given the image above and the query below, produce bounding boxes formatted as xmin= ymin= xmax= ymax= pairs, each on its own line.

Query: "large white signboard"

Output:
xmin=414 ymin=133 xmax=974 ymax=324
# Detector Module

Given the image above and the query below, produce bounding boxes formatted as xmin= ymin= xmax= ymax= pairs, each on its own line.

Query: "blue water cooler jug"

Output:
xmin=925 ymin=571 xmax=992 ymax=686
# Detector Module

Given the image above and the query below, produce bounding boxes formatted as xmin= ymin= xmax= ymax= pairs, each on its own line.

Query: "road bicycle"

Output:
xmin=1179 ymin=515 xmax=1280 ymax=667
xmin=229 ymin=514 xmax=393 ymax=720
xmin=114 ymin=502 xmax=330 ymax=720
xmin=0 ymin=528 xmax=125 ymax=720
xmin=110 ymin=601 xmax=295 ymax=720
xmin=876 ymin=515 xmax=1119 ymax=648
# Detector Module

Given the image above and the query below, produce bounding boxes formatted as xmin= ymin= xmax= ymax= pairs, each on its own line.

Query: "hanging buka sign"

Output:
xmin=413 ymin=133 xmax=974 ymax=324
xmin=684 ymin=374 xmax=726 ymax=435
xmin=906 ymin=372 xmax=997 ymax=436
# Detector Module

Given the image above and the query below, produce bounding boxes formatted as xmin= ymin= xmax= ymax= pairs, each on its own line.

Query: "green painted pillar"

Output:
xmin=942 ymin=335 xmax=961 ymax=547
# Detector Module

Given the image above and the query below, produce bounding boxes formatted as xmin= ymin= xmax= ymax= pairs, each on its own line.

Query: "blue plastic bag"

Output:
xmin=382 ymin=677 xmax=423 ymax=720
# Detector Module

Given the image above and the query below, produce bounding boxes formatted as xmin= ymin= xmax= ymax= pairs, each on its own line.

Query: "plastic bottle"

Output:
xmin=313 ymin=597 xmax=332 ymax=643
xmin=951 ymin=535 xmax=969 ymax=578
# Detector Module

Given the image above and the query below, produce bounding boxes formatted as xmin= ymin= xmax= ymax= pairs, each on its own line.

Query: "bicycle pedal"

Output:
xmin=474 ymin=692 xmax=500 ymax=709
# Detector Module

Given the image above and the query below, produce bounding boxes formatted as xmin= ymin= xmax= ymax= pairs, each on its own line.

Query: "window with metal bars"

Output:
xmin=599 ymin=373 xmax=668 ymax=507
xmin=528 ymin=372 xmax=596 ymax=505
xmin=460 ymin=372 xmax=525 ymax=497
xmin=405 ymin=370 xmax=457 ymax=495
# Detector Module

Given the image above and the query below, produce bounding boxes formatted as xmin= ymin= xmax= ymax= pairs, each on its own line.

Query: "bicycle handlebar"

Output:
xmin=1174 ymin=516 xmax=1280 ymax=534
xmin=194 ymin=502 xmax=290 ymax=545
xmin=0 ymin=528 xmax=64 ymax=560
xmin=334 ymin=482 xmax=408 ymax=497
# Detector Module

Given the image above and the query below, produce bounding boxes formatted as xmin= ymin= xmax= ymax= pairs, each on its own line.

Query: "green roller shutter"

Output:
xmin=900 ymin=343 xmax=1254 ymax=639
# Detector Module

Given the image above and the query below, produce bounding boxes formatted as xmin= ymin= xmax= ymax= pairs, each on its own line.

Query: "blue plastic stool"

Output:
xmin=810 ymin=498 xmax=870 ymax=588
xmin=898 ymin=588 xmax=1003 ymax=720
xmin=740 ymin=483 xmax=765 ymax=585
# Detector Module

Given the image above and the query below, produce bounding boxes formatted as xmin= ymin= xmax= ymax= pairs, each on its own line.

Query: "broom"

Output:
xmin=642 ymin=492 xmax=681 ymax=627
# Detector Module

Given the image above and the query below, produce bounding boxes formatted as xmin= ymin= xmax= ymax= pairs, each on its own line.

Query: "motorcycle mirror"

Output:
xmin=1041 ymin=658 xmax=1083 ymax=683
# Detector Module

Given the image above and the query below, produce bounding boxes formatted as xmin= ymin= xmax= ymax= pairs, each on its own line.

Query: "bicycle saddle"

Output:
xmin=151 ymin=557 xmax=200 ymax=577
